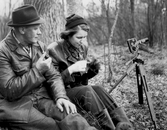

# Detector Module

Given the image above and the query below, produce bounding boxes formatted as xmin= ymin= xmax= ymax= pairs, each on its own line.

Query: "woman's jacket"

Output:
xmin=48 ymin=40 xmax=100 ymax=88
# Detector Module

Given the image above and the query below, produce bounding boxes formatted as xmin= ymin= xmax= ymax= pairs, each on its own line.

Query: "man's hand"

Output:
xmin=36 ymin=52 xmax=52 ymax=73
xmin=68 ymin=60 xmax=87 ymax=74
xmin=56 ymin=98 xmax=77 ymax=114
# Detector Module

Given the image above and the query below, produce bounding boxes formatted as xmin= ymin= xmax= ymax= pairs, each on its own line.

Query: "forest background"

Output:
xmin=0 ymin=0 xmax=167 ymax=130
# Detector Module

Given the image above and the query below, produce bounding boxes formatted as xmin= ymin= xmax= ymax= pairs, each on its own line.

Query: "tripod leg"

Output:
xmin=109 ymin=73 xmax=127 ymax=93
xmin=109 ymin=63 xmax=136 ymax=93
xmin=138 ymin=65 xmax=158 ymax=129
xmin=136 ymin=65 xmax=143 ymax=104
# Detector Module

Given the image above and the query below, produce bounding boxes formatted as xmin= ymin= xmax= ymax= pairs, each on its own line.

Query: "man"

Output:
xmin=0 ymin=5 xmax=97 ymax=130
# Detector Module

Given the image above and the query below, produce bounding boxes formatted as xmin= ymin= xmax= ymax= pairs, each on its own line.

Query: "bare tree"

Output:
xmin=130 ymin=0 xmax=135 ymax=37
xmin=107 ymin=0 xmax=120 ymax=86
xmin=24 ymin=0 xmax=65 ymax=44
xmin=0 ymin=0 xmax=22 ymax=40
xmin=65 ymin=0 xmax=84 ymax=16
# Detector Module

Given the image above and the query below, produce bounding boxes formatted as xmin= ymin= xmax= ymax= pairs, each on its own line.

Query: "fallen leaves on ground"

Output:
xmin=88 ymin=45 xmax=167 ymax=130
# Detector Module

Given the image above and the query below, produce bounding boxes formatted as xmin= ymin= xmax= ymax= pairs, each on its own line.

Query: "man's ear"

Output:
xmin=18 ymin=27 xmax=26 ymax=34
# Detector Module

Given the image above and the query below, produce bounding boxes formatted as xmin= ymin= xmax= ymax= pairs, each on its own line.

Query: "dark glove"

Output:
xmin=87 ymin=59 xmax=100 ymax=74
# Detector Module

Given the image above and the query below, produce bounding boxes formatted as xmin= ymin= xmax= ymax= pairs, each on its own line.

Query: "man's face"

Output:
xmin=22 ymin=24 xmax=41 ymax=44
xmin=69 ymin=29 xmax=88 ymax=48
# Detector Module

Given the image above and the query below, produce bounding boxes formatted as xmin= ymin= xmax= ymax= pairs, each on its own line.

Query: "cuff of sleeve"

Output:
xmin=62 ymin=69 xmax=75 ymax=83
xmin=34 ymin=67 xmax=46 ymax=80
xmin=55 ymin=95 xmax=70 ymax=102
xmin=34 ymin=66 xmax=45 ymax=75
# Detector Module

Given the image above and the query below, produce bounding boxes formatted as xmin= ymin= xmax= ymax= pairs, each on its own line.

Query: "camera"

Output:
xmin=127 ymin=38 xmax=149 ymax=54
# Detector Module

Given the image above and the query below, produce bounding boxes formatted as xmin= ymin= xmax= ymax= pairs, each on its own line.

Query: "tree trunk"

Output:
xmin=164 ymin=0 xmax=167 ymax=47
xmin=130 ymin=0 xmax=135 ymax=38
xmin=107 ymin=0 xmax=120 ymax=86
xmin=24 ymin=0 xmax=65 ymax=45
xmin=147 ymin=0 xmax=154 ymax=47
xmin=65 ymin=0 xmax=84 ymax=17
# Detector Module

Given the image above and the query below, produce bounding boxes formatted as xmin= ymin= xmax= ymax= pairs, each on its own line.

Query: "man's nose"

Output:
xmin=37 ymin=28 xmax=42 ymax=35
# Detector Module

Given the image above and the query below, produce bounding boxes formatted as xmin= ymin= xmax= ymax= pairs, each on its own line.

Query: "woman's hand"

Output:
xmin=68 ymin=60 xmax=87 ymax=74
xmin=56 ymin=98 xmax=77 ymax=114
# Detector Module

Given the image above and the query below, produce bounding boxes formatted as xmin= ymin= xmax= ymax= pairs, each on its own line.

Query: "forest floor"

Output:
xmin=88 ymin=44 xmax=167 ymax=130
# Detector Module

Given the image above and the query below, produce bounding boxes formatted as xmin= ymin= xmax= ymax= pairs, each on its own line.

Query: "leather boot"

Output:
xmin=110 ymin=107 xmax=134 ymax=130
xmin=95 ymin=109 xmax=115 ymax=130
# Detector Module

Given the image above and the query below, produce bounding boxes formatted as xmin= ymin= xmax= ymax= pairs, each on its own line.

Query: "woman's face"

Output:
xmin=69 ymin=29 xmax=88 ymax=48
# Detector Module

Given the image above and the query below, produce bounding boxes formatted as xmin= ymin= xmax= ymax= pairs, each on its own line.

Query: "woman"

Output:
xmin=47 ymin=14 xmax=134 ymax=130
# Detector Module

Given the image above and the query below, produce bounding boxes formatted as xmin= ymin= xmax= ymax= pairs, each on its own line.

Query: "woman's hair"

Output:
xmin=60 ymin=24 xmax=90 ymax=40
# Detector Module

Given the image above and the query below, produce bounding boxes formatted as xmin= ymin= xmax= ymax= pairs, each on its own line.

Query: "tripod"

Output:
xmin=109 ymin=54 xmax=158 ymax=129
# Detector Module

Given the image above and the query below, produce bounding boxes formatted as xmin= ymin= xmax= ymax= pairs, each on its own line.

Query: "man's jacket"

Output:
xmin=47 ymin=40 xmax=99 ymax=88
xmin=0 ymin=31 xmax=68 ymax=123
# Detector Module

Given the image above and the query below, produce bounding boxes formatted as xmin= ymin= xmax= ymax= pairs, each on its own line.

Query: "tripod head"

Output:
xmin=127 ymin=38 xmax=149 ymax=55
xmin=126 ymin=38 xmax=149 ymax=66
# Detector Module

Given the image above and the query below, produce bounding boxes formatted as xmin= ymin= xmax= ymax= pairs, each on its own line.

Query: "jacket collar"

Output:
xmin=62 ymin=40 xmax=81 ymax=63
xmin=5 ymin=30 xmax=21 ymax=52
xmin=5 ymin=30 xmax=41 ymax=58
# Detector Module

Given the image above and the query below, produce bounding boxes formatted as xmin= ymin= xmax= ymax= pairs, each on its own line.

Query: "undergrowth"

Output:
xmin=89 ymin=45 xmax=167 ymax=130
